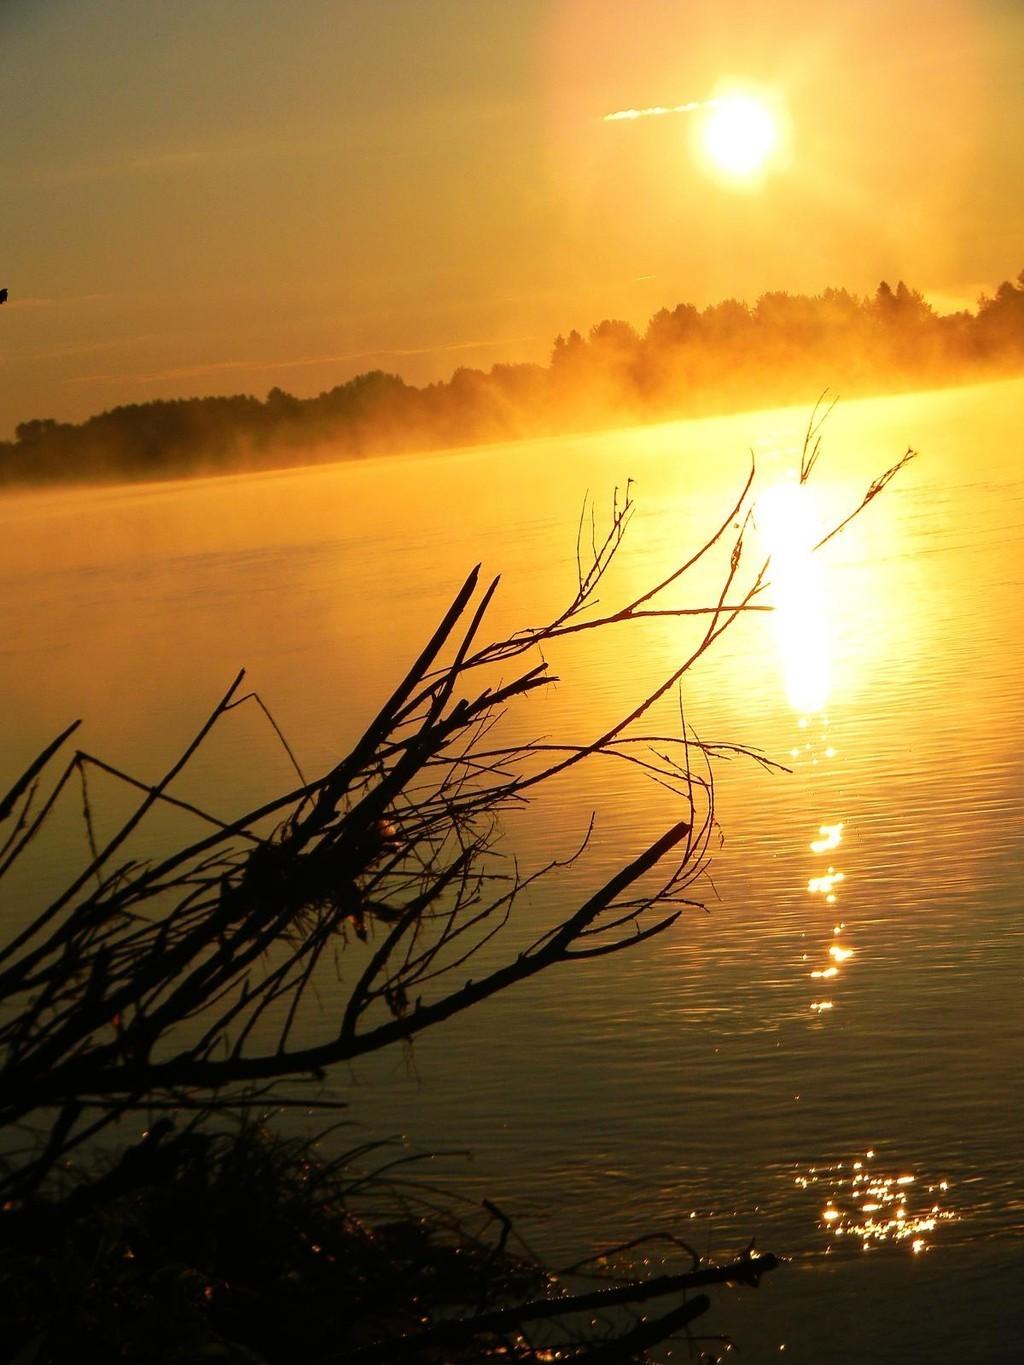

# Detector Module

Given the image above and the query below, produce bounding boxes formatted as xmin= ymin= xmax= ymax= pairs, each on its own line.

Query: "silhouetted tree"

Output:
xmin=3 ymin=271 xmax=1023 ymax=488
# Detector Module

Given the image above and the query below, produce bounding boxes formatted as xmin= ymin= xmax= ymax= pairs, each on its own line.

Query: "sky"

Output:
xmin=2 ymin=0 xmax=1024 ymax=435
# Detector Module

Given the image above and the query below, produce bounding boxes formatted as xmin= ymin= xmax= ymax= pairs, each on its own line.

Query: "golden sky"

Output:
xmin=2 ymin=0 xmax=1023 ymax=434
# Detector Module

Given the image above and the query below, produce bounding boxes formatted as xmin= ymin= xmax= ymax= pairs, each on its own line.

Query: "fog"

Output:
xmin=3 ymin=273 xmax=1024 ymax=489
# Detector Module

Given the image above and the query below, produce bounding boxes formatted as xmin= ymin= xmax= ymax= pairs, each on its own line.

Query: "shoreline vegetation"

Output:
xmin=3 ymin=271 xmax=1022 ymax=488
xmin=0 ymin=434 xmax=904 ymax=1360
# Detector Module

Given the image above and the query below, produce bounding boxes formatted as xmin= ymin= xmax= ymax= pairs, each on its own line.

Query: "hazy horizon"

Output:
xmin=6 ymin=273 xmax=1024 ymax=487
xmin=4 ymin=0 xmax=1024 ymax=434
xmin=0 ymin=269 xmax=1010 ymax=434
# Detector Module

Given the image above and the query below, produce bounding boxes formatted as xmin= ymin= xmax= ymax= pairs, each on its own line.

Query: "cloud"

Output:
xmin=604 ymin=99 xmax=712 ymax=122
xmin=28 ymin=150 xmax=212 ymax=186
xmin=36 ymin=139 xmax=289 ymax=188
xmin=33 ymin=335 xmax=157 ymax=362
xmin=4 ymin=293 xmax=113 ymax=311
xmin=62 ymin=336 xmax=539 ymax=388
xmin=129 ymin=150 xmax=210 ymax=172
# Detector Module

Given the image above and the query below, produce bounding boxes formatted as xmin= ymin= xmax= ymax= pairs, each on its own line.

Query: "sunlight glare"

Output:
xmin=703 ymin=95 xmax=778 ymax=178
xmin=757 ymin=481 xmax=830 ymax=714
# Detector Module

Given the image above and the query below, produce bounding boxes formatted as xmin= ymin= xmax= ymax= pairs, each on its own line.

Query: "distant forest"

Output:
xmin=5 ymin=272 xmax=1024 ymax=487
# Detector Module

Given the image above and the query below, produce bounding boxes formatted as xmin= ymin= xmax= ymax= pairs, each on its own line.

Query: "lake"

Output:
xmin=2 ymin=378 xmax=1022 ymax=1362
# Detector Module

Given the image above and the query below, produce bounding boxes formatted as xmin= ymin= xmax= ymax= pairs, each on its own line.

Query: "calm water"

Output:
xmin=2 ymin=379 xmax=1022 ymax=1361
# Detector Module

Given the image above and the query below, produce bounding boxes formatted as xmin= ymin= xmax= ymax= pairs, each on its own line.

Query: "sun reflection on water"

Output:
xmin=757 ymin=480 xmax=830 ymax=716
xmin=755 ymin=466 xmax=963 ymax=1271
xmin=799 ymin=802 xmax=855 ymax=1012
xmin=757 ymin=475 xmax=859 ymax=1015
xmin=757 ymin=476 xmax=861 ymax=1012
xmin=795 ymin=1152 xmax=958 ymax=1255
xmin=810 ymin=821 xmax=843 ymax=854
xmin=807 ymin=868 xmax=844 ymax=899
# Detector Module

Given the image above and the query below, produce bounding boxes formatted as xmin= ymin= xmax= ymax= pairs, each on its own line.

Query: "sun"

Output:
xmin=702 ymin=94 xmax=779 ymax=179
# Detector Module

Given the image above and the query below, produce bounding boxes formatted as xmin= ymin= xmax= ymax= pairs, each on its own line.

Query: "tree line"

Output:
xmin=4 ymin=271 xmax=1024 ymax=486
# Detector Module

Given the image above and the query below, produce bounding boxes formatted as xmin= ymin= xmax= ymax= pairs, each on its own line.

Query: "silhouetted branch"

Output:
xmin=0 ymin=428 xmax=906 ymax=1210
xmin=340 ymin=1250 xmax=778 ymax=1362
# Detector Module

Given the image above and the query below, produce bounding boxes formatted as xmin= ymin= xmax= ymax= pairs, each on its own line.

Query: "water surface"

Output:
xmin=2 ymin=379 xmax=1022 ymax=1362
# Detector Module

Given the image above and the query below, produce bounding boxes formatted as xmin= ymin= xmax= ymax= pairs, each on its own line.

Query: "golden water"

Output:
xmin=2 ymin=378 xmax=1022 ymax=1361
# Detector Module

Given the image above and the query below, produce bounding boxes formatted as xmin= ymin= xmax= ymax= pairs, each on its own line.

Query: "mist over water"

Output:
xmin=2 ymin=379 xmax=1022 ymax=1362
xmin=5 ymin=274 xmax=1024 ymax=489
